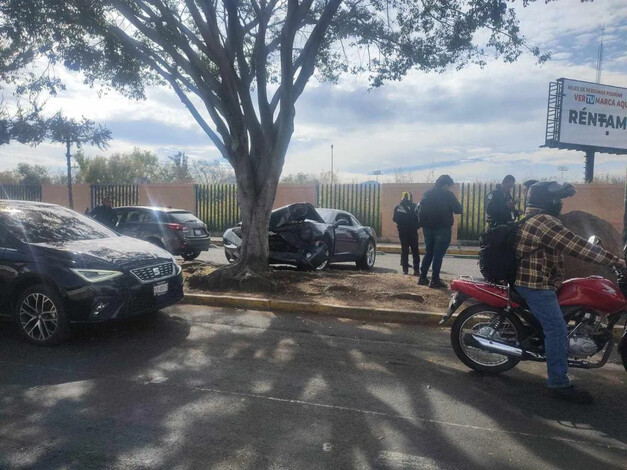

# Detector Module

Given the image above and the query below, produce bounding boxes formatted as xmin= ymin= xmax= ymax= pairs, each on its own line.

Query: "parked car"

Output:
xmin=0 ymin=200 xmax=184 ymax=345
xmin=111 ymin=206 xmax=211 ymax=261
xmin=223 ymin=203 xmax=377 ymax=270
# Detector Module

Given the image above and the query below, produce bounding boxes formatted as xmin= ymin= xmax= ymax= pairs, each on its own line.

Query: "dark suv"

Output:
xmin=0 ymin=200 xmax=184 ymax=345
xmin=112 ymin=206 xmax=211 ymax=260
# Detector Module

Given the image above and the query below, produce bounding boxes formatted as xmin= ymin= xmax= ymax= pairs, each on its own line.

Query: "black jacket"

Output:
xmin=418 ymin=187 xmax=462 ymax=229
xmin=486 ymin=185 xmax=519 ymax=227
xmin=393 ymin=200 xmax=419 ymax=232
xmin=90 ymin=204 xmax=116 ymax=228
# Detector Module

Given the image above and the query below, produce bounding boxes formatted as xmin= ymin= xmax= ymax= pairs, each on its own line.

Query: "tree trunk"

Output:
xmin=66 ymin=141 xmax=73 ymax=210
xmin=203 ymin=153 xmax=280 ymax=290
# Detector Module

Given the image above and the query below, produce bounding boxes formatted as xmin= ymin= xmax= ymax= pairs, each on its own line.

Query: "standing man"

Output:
xmin=515 ymin=181 xmax=626 ymax=403
xmin=485 ymin=175 xmax=519 ymax=228
xmin=417 ymin=175 xmax=462 ymax=288
xmin=393 ymin=192 xmax=420 ymax=275
xmin=90 ymin=195 xmax=116 ymax=228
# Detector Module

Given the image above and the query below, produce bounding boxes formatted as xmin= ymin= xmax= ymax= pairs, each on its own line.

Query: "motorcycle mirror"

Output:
xmin=588 ymin=235 xmax=603 ymax=247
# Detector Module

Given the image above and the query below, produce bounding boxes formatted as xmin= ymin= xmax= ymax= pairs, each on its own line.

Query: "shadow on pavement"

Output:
xmin=0 ymin=307 xmax=625 ymax=469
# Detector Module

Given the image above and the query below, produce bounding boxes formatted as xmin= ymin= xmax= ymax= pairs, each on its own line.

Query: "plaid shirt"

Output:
xmin=514 ymin=208 xmax=620 ymax=290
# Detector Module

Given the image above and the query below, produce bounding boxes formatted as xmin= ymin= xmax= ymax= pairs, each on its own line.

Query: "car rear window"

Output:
xmin=0 ymin=205 xmax=117 ymax=244
xmin=168 ymin=211 xmax=202 ymax=223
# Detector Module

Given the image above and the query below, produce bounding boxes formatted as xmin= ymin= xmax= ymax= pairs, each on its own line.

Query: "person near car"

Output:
xmin=90 ymin=196 xmax=116 ymax=228
xmin=485 ymin=174 xmax=519 ymax=228
xmin=417 ymin=175 xmax=462 ymax=288
xmin=514 ymin=181 xmax=626 ymax=403
xmin=393 ymin=191 xmax=420 ymax=275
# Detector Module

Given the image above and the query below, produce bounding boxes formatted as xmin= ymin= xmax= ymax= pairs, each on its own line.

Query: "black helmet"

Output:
xmin=527 ymin=181 xmax=576 ymax=216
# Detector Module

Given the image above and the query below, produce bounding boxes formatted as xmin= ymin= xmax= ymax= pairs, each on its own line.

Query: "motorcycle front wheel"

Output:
xmin=451 ymin=304 xmax=524 ymax=374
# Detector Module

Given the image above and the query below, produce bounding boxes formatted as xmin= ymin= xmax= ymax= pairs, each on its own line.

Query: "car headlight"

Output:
xmin=71 ymin=269 xmax=124 ymax=283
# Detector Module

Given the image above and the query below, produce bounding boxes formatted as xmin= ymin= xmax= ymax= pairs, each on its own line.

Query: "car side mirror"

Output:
xmin=588 ymin=235 xmax=603 ymax=248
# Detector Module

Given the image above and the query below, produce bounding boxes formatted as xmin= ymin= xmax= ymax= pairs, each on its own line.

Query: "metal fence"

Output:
xmin=0 ymin=184 xmax=42 ymax=201
xmin=317 ymin=183 xmax=381 ymax=235
xmin=91 ymin=184 xmax=139 ymax=208
xmin=457 ymin=183 xmax=526 ymax=242
xmin=195 ymin=184 xmax=240 ymax=234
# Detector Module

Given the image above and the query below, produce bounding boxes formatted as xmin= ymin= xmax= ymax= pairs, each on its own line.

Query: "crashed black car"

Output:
xmin=223 ymin=203 xmax=377 ymax=270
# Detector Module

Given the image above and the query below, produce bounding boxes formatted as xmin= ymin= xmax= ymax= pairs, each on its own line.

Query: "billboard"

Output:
xmin=546 ymin=78 xmax=627 ymax=154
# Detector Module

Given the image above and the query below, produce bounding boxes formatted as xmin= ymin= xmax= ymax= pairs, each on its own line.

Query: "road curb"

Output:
xmin=183 ymin=293 xmax=444 ymax=325
xmin=181 ymin=293 xmax=625 ymax=336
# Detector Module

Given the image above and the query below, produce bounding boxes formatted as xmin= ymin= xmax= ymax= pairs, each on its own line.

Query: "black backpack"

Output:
xmin=478 ymin=216 xmax=536 ymax=284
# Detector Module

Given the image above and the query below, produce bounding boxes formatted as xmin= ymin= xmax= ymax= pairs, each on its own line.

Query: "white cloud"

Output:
xmin=1 ymin=0 xmax=625 ymax=182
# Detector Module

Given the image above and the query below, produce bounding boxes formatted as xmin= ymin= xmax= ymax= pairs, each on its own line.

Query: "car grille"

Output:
xmin=130 ymin=263 xmax=175 ymax=283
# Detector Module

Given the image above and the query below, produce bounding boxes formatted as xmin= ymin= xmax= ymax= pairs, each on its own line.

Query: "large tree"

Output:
xmin=3 ymin=0 xmax=553 ymax=286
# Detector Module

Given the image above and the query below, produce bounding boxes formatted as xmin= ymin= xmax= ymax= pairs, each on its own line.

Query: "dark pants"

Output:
xmin=420 ymin=227 xmax=451 ymax=280
xmin=398 ymin=229 xmax=420 ymax=273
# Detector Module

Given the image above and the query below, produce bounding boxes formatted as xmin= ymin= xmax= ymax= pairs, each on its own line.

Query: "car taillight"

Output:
xmin=165 ymin=223 xmax=184 ymax=231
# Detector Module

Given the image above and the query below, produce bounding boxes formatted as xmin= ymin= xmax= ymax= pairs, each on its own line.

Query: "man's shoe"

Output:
xmin=418 ymin=276 xmax=430 ymax=286
xmin=402 ymin=270 xmax=409 ymax=275
xmin=429 ymin=279 xmax=447 ymax=289
xmin=412 ymin=270 xmax=420 ymax=277
xmin=548 ymin=385 xmax=594 ymax=404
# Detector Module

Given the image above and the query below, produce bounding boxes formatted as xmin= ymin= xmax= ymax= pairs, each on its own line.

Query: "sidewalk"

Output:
xmin=210 ymin=237 xmax=479 ymax=257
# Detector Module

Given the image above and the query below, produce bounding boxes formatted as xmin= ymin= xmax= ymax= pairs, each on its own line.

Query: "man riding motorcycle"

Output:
xmin=514 ymin=181 xmax=626 ymax=403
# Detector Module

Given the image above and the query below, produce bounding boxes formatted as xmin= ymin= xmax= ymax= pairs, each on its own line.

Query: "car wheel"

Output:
xmin=356 ymin=240 xmax=376 ymax=269
xmin=182 ymin=250 xmax=201 ymax=261
xmin=225 ymin=248 xmax=239 ymax=263
xmin=14 ymin=284 xmax=70 ymax=346
xmin=314 ymin=244 xmax=330 ymax=271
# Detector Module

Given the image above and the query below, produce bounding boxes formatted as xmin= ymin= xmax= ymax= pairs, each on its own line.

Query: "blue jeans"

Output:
xmin=515 ymin=286 xmax=571 ymax=389
xmin=420 ymin=227 xmax=451 ymax=280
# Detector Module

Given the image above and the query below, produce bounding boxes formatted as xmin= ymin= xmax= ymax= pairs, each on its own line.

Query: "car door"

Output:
xmin=333 ymin=213 xmax=359 ymax=258
xmin=0 ymin=226 xmax=23 ymax=317
xmin=116 ymin=208 xmax=143 ymax=239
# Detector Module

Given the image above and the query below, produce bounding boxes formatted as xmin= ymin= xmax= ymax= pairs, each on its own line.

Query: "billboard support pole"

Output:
xmin=584 ymin=150 xmax=595 ymax=183
xmin=624 ymin=164 xmax=627 ymax=244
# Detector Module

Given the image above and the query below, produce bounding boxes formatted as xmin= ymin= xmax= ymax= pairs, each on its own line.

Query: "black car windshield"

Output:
xmin=169 ymin=211 xmax=202 ymax=223
xmin=0 ymin=204 xmax=117 ymax=244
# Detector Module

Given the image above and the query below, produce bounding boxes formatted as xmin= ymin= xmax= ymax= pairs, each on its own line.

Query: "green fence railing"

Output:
xmin=457 ymin=182 xmax=526 ymax=242
xmin=317 ymin=183 xmax=381 ymax=236
xmin=0 ymin=184 xmax=42 ymax=202
xmin=195 ymin=184 xmax=240 ymax=235
xmin=91 ymin=184 xmax=139 ymax=208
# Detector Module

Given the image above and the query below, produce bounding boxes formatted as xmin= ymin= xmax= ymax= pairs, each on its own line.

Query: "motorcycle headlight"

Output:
xmin=71 ymin=269 xmax=124 ymax=283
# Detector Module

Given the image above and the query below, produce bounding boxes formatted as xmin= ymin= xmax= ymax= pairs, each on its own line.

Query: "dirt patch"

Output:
xmin=184 ymin=262 xmax=451 ymax=312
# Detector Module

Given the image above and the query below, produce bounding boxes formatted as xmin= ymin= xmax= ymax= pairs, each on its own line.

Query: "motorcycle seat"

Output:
xmin=508 ymin=286 xmax=530 ymax=310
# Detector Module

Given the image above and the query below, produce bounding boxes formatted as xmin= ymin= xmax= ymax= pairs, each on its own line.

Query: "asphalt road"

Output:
xmin=1 ymin=305 xmax=625 ymax=469
xmin=198 ymin=246 xmax=483 ymax=280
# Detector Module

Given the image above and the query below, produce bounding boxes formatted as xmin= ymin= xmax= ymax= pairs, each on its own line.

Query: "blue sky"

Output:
xmin=1 ymin=0 xmax=626 ymax=183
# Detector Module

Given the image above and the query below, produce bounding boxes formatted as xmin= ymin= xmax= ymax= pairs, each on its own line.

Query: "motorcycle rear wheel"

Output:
xmin=451 ymin=304 xmax=524 ymax=374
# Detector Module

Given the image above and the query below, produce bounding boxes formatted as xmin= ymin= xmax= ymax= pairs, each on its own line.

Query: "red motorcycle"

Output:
xmin=440 ymin=242 xmax=627 ymax=374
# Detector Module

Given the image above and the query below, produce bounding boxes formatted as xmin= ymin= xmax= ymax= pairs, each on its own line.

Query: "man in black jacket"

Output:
xmin=90 ymin=196 xmax=116 ymax=228
xmin=417 ymin=175 xmax=462 ymax=288
xmin=485 ymin=175 xmax=519 ymax=228
xmin=393 ymin=191 xmax=420 ymax=275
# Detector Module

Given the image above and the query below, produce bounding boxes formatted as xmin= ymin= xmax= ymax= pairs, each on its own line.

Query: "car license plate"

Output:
xmin=194 ymin=229 xmax=204 ymax=236
xmin=153 ymin=282 xmax=168 ymax=296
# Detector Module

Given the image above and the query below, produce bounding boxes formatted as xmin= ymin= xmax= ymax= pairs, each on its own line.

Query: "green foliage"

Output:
xmin=75 ymin=148 xmax=162 ymax=184
xmin=191 ymin=159 xmax=236 ymax=185
xmin=0 ymin=163 xmax=52 ymax=184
